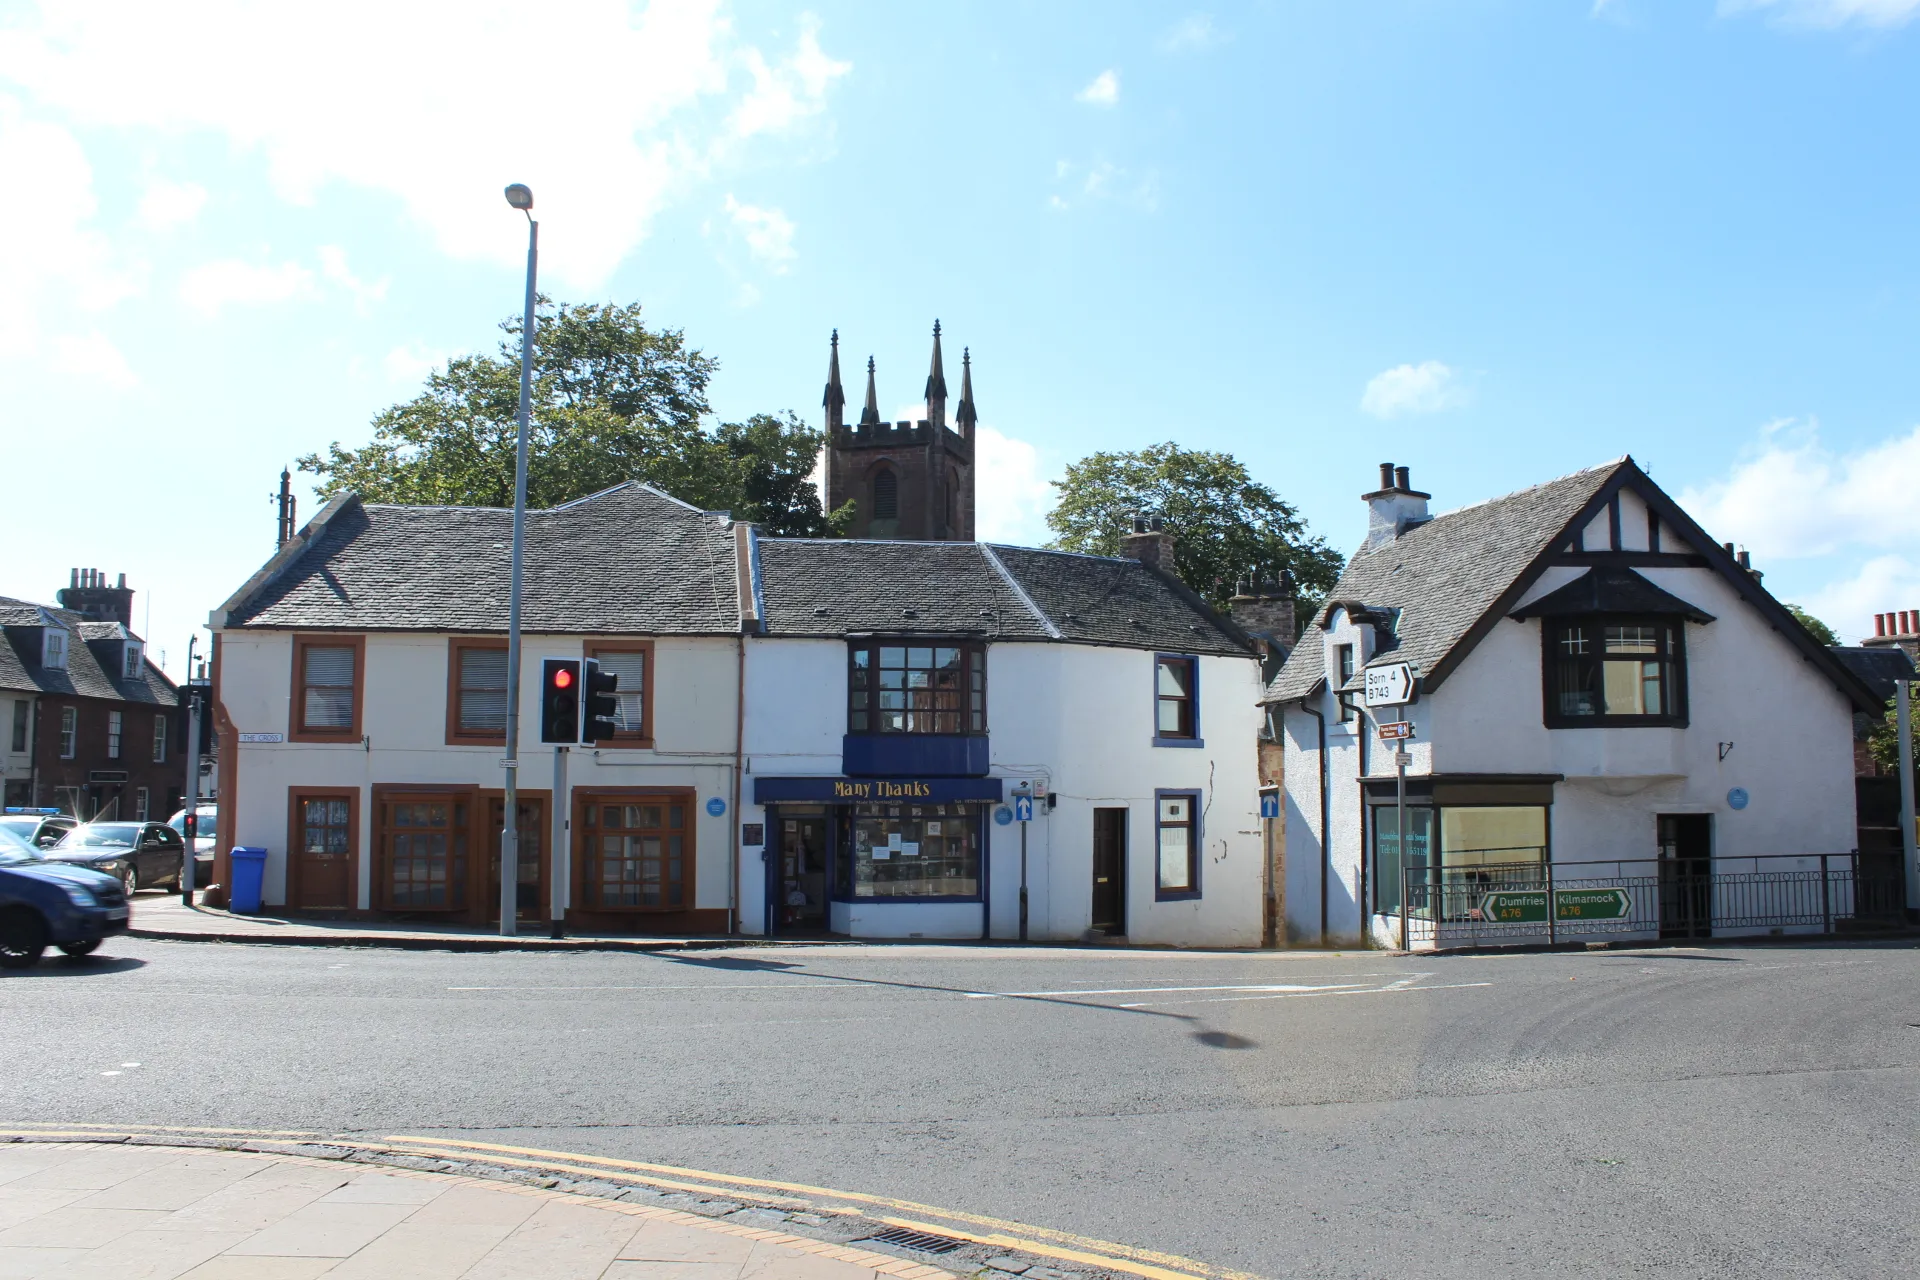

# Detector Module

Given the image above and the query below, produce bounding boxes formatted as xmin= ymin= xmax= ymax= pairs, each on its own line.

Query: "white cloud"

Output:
xmin=0 ymin=2 xmax=850 ymax=289
xmin=135 ymin=177 xmax=206 ymax=230
xmin=1076 ymin=70 xmax=1120 ymax=106
xmin=1049 ymin=159 xmax=1159 ymax=213
xmin=1800 ymin=555 xmax=1920 ymax=645
xmin=975 ymin=425 xmax=1055 ymax=545
xmin=1359 ymin=361 xmax=1469 ymax=419
xmin=1161 ymin=14 xmax=1226 ymax=51
xmin=1718 ymin=0 xmax=1920 ymax=26
xmin=384 ymin=342 xmax=448 ymax=384
xmin=178 ymin=258 xmax=317 ymax=317
xmin=50 ymin=330 xmax=137 ymax=388
xmin=722 ymin=194 xmax=797 ymax=272
xmin=318 ymin=244 xmax=388 ymax=313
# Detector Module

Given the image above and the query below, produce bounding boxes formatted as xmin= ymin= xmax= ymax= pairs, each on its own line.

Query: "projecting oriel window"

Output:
xmin=1547 ymin=617 xmax=1685 ymax=727
xmin=848 ymin=642 xmax=985 ymax=735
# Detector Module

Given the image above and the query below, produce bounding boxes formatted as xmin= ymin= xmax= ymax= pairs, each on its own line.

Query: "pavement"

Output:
xmin=0 ymin=1140 xmax=961 ymax=1280
xmin=6 ymin=935 xmax=1920 ymax=1279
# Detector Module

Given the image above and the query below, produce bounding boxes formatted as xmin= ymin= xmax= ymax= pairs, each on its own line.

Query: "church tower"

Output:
xmin=823 ymin=322 xmax=977 ymax=541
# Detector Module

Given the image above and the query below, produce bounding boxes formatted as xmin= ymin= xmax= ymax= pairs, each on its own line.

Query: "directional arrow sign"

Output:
xmin=1479 ymin=890 xmax=1548 ymax=924
xmin=1363 ymin=662 xmax=1416 ymax=707
xmin=1553 ymin=887 xmax=1631 ymax=921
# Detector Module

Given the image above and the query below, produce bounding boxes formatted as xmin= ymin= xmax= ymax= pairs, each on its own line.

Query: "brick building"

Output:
xmin=0 ymin=570 xmax=184 ymax=820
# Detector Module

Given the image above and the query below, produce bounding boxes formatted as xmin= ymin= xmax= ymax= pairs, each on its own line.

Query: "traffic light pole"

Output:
xmin=500 ymin=210 xmax=538 ymax=938
xmin=550 ymin=746 xmax=568 ymax=939
xmin=179 ymin=636 xmax=200 ymax=906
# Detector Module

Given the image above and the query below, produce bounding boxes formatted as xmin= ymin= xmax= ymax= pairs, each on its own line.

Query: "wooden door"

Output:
xmin=1657 ymin=813 xmax=1711 ymax=939
xmin=292 ymin=793 xmax=355 ymax=910
xmin=486 ymin=796 xmax=547 ymax=921
xmin=579 ymin=796 xmax=688 ymax=909
xmin=377 ymin=793 xmax=468 ymax=912
xmin=1091 ymin=808 xmax=1127 ymax=936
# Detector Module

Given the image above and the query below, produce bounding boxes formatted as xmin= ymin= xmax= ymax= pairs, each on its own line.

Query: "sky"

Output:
xmin=3 ymin=0 xmax=1919 ymax=675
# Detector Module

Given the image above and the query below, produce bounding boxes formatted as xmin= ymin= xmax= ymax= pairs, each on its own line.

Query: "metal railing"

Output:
xmin=1396 ymin=853 xmax=1906 ymax=949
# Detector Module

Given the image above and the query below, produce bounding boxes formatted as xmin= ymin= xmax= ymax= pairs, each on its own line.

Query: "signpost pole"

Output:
xmin=1546 ymin=858 xmax=1556 ymax=947
xmin=1394 ymin=711 xmax=1406 ymax=951
xmin=550 ymin=746 xmax=568 ymax=940
xmin=1900 ymin=680 xmax=1918 ymax=922
xmin=179 ymin=637 xmax=201 ymax=906
xmin=1016 ymin=784 xmax=1031 ymax=942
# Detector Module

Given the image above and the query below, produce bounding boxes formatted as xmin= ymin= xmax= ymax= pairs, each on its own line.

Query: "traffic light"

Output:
xmin=581 ymin=658 xmax=620 ymax=744
xmin=540 ymin=659 xmax=580 ymax=744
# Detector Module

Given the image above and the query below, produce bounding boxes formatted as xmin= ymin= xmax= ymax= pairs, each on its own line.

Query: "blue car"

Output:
xmin=0 ymin=825 xmax=129 ymax=969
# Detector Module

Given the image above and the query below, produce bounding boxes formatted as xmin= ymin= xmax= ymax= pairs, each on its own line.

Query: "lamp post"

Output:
xmin=499 ymin=183 xmax=537 ymax=937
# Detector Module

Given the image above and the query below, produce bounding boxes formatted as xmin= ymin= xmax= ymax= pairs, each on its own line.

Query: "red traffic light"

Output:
xmin=553 ymin=668 xmax=573 ymax=689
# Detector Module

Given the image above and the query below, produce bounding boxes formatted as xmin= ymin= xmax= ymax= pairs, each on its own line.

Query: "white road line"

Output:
xmin=1123 ymin=979 xmax=1493 ymax=1007
xmin=445 ymin=983 xmax=849 ymax=992
xmin=967 ymin=981 xmax=1384 ymax=1000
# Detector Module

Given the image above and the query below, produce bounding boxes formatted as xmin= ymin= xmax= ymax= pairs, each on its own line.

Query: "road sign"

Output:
xmin=1259 ymin=793 xmax=1281 ymax=819
xmin=1554 ymin=887 xmax=1631 ymax=921
xmin=1480 ymin=890 xmax=1548 ymax=924
xmin=1377 ymin=720 xmax=1414 ymax=741
xmin=1013 ymin=794 xmax=1035 ymax=822
xmin=1363 ymin=663 xmax=1416 ymax=707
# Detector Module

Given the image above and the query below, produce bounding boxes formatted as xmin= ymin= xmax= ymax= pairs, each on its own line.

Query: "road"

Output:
xmin=5 ymin=935 xmax=1918 ymax=1279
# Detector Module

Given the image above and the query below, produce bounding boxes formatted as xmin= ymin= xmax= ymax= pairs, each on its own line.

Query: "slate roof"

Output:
xmin=222 ymin=483 xmax=741 ymax=635
xmin=1264 ymin=463 xmax=1620 ymax=703
xmin=0 ymin=597 xmax=176 ymax=705
xmin=1831 ymin=646 xmax=1916 ymax=707
xmin=756 ymin=541 xmax=1249 ymax=656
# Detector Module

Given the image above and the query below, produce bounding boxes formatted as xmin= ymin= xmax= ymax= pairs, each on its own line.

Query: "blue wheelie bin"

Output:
xmin=228 ymin=847 xmax=268 ymax=915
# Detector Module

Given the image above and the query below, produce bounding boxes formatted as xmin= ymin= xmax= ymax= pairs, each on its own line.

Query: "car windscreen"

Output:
xmin=63 ymin=824 xmax=142 ymax=848
xmin=0 ymin=825 xmax=43 ymax=865
xmin=0 ymin=816 xmax=41 ymax=837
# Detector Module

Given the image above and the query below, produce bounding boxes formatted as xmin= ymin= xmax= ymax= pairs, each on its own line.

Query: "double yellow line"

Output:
xmin=1 ymin=1122 xmax=1261 ymax=1280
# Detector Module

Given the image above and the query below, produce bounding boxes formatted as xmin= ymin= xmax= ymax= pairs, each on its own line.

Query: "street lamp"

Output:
xmin=499 ymin=183 xmax=537 ymax=937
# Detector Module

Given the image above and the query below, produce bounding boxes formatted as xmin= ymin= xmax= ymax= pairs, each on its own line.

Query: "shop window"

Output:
xmin=152 ymin=714 xmax=167 ymax=763
xmin=1155 ymin=790 xmax=1201 ymax=899
xmin=1546 ymin=617 xmax=1685 ymax=726
xmin=293 ymin=636 xmax=364 ymax=740
xmin=1376 ymin=804 xmax=1548 ymax=919
xmin=380 ymin=797 xmax=467 ymax=909
xmin=584 ymin=800 xmax=686 ymax=908
xmin=1370 ymin=805 xmax=1434 ymax=915
xmin=59 ymin=707 xmax=76 ymax=759
xmin=588 ymin=644 xmax=653 ymax=744
xmin=848 ymin=642 xmax=985 ymax=735
xmin=107 ymin=711 xmax=122 ymax=759
xmin=843 ymin=803 xmax=979 ymax=899
xmin=1154 ymin=654 xmax=1200 ymax=745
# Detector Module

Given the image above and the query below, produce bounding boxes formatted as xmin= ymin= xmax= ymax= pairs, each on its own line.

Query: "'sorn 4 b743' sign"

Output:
xmin=1363 ymin=663 xmax=1416 ymax=707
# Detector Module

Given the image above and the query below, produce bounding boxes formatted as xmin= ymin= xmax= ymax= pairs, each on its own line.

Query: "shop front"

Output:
xmin=752 ymin=776 xmax=1004 ymax=938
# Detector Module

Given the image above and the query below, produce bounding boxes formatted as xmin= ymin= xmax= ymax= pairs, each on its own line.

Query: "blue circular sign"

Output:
xmin=1727 ymin=788 xmax=1749 ymax=811
xmin=706 ymin=797 xmax=727 ymax=817
xmin=993 ymin=805 xmax=1014 ymax=826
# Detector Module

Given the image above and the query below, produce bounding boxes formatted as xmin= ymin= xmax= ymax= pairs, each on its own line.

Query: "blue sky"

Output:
xmin=3 ymin=0 xmax=1919 ymax=673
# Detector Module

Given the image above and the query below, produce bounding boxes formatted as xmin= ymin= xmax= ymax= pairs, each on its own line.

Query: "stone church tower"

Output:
xmin=822 ymin=323 xmax=977 ymax=541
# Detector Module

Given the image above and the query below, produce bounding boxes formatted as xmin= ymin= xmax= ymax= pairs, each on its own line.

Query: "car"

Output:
xmin=47 ymin=821 xmax=186 ymax=894
xmin=0 ymin=824 xmax=129 ymax=968
xmin=0 ymin=808 xmax=79 ymax=850
xmin=166 ymin=804 xmax=217 ymax=888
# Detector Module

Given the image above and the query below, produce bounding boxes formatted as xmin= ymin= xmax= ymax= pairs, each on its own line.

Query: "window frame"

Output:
xmin=1541 ymin=615 xmax=1689 ymax=729
xmin=134 ymin=787 xmax=149 ymax=820
xmin=106 ymin=710 xmax=122 ymax=760
xmin=59 ymin=706 xmax=76 ymax=759
xmin=370 ymin=784 xmax=475 ymax=913
xmin=42 ymin=629 xmax=67 ymax=670
xmin=840 ymin=801 xmax=983 ymax=903
xmin=124 ymin=643 xmax=144 ymax=680
xmin=572 ymin=786 xmax=696 ymax=913
xmin=444 ymin=637 xmax=510 ymax=746
xmin=152 ymin=712 xmax=168 ymax=763
xmin=1153 ymin=787 xmax=1203 ymax=901
xmin=290 ymin=634 xmax=366 ymax=743
xmin=586 ymin=640 xmax=656 ymax=749
xmin=1152 ymin=653 xmax=1203 ymax=748
xmin=10 ymin=700 xmax=27 ymax=753
xmin=1335 ymin=643 xmax=1356 ymax=723
xmin=846 ymin=640 xmax=987 ymax=737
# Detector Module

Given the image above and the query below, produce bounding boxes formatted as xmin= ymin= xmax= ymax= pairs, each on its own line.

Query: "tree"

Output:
xmin=1785 ymin=603 xmax=1839 ymax=648
xmin=1045 ymin=442 xmax=1345 ymax=613
xmin=298 ymin=300 xmax=835 ymax=534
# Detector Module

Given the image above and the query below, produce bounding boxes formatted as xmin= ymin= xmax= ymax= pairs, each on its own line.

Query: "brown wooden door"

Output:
xmin=377 ymin=793 xmax=468 ymax=912
xmin=292 ymin=793 xmax=355 ymax=910
xmin=1092 ymin=808 xmax=1127 ymax=935
xmin=579 ymin=796 xmax=688 ymax=909
xmin=486 ymin=796 xmax=546 ymax=921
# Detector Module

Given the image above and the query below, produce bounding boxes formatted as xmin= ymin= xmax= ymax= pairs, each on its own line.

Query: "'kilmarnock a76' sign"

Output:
xmin=1480 ymin=887 xmax=1632 ymax=924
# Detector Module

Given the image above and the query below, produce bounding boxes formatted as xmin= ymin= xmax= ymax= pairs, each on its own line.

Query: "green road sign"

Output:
xmin=1480 ymin=890 xmax=1548 ymax=924
xmin=1554 ymin=887 xmax=1631 ymax=921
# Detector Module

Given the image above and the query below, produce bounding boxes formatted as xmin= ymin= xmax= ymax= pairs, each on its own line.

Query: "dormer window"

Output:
xmin=42 ymin=629 xmax=67 ymax=670
xmin=1545 ymin=618 xmax=1686 ymax=727
xmin=124 ymin=643 xmax=144 ymax=679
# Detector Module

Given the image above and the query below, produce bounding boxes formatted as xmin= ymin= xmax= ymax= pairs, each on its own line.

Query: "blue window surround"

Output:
xmin=1152 ymin=653 xmax=1204 ymax=749
xmin=1153 ymin=787 xmax=1203 ymax=902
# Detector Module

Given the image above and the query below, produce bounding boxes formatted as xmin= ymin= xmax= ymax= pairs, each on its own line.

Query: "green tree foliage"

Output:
xmin=298 ymin=300 xmax=834 ymax=534
xmin=1045 ymin=441 xmax=1344 ymax=613
xmin=1784 ymin=603 xmax=1839 ymax=648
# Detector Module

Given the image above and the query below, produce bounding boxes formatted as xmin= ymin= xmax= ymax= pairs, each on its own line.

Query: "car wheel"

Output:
xmin=58 ymin=939 xmax=101 ymax=957
xmin=0 ymin=907 xmax=49 ymax=970
xmin=123 ymin=865 xmax=139 ymax=895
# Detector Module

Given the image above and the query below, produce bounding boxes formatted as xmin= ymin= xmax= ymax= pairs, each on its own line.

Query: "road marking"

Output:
xmin=1117 ymin=974 xmax=1492 ymax=1007
xmin=445 ymin=983 xmax=847 ymax=992
xmin=967 ymin=979 xmax=1397 ymax=999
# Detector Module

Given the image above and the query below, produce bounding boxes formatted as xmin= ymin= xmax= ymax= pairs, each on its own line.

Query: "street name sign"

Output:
xmin=1364 ymin=663 xmax=1416 ymax=707
xmin=1554 ymin=887 xmax=1631 ymax=921
xmin=1377 ymin=721 xmax=1414 ymax=741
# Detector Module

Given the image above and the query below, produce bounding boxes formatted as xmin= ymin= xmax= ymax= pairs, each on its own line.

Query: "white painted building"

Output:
xmin=1264 ymin=459 xmax=1883 ymax=949
xmin=209 ymin=483 xmax=1270 ymax=945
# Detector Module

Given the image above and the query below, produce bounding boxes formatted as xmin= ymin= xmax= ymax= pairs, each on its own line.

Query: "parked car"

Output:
xmin=0 ymin=824 xmax=129 ymax=968
xmin=166 ymin=804 xmax=217 ymax=887
xmin=0 ymin=808 xmax=79 ymax=850
xmin=47 ymin=821 xmax=186 ymax=893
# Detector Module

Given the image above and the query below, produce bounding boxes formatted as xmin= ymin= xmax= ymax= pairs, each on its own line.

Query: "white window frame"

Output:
xmin=124 ymin=643 xmax=144 ymax=679
xmin=152 ymin=713 xmax=168 ymax=763
xmin=135 ymin=787 xmax=149 ymax=820
xmin=59 ymin=707 xmax=76 ymax=759
xmin=43 ymin=629 xmax=67 ymax=670
xmin=107 ymin=711 xmax=122 ymax=759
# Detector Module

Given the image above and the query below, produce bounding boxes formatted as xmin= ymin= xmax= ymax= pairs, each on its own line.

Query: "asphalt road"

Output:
xmin=5 ymin=932 xmax=1919 ymax=1279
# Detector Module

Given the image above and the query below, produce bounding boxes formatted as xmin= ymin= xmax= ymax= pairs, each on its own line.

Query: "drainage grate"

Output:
xmin=860 ymin=1226 xmax=966 ymax=1256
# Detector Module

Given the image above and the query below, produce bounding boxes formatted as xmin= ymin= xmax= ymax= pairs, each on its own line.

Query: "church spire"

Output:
xmin=822 ymin=329 xmax=845 ymax=432
xmin=925 ymin=319 xmax=948 ymax=430
xmin=859 ymin=355 xmax=881 ymax=427
xmin=955 ymin=347 xmax=977 ymax=436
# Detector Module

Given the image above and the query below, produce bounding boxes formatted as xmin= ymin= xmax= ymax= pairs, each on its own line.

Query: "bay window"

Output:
xmin=848 ymin=642 xmax=984 ymax=735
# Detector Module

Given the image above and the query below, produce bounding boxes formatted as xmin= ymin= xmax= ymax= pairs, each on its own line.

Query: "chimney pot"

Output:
xmin=117 ymin=572 xmax=126 ymax=588
xmin=1378 ymin=462 xmax=1394 ymax=491
xmin=1131 ymin=513 xmax=1147 ymax=534
xmin=1394 ymin=465 xmax=1410 ymax=491
xmin=1876 ymin=614 xmax=1887 ymax=637
xmin=1149 ymin=514 xmax=1164 ymax=533
xmin=1737 ymin=549 xmax=1751 ymax=571
xmin=1722 ymin=542 xmax=1734 ymax=559
xmin=1904 ymin=612 xmax=1913 ymax=636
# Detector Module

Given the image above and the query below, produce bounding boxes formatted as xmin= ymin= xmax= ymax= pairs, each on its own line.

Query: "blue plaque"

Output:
xmin=706 ymin=796 xmax=727 ymax=817
xmin=993 ymin=805 xmax=1014 ymax=826
xmin=1727 ymin=788 xmax=1749 ymax=811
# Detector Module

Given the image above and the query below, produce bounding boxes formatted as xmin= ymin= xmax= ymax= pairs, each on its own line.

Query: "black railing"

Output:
xmin=1397 ymin=853 xmax=1906 ymax=949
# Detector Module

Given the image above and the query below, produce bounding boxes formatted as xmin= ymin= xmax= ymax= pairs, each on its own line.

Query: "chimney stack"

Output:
xmin=1362 ymin=460 xmax=1431 ymax=552
xmin=1231 ymin=567 xmax=1298 ymax=649
xmin=58 ymin=568 xmax=136 ymax=628
xmin=1120 ymin=513 xmax=1179 ymax=579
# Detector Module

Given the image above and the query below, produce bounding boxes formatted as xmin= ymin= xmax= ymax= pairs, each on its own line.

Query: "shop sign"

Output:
xmin=754 ymin=775 xmax=1004 ymax=805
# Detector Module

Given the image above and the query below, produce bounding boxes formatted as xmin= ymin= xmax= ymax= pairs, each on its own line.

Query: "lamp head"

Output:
xmin=504 ymin=184 xmax=534 ymax=211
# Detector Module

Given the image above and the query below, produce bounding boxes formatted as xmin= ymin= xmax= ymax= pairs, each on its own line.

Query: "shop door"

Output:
xmin=1091 ymin=808 xmax=1127 ymax=935
xmin=292 ymin=794 xmax=354 ymax=910
xmin=1657 ymin=814 xmax=1712 ymax=939
xmin=486 ymin=796 xmax=546 ymax=921
xmin=776 ymin=813 xmax=830 ymax=932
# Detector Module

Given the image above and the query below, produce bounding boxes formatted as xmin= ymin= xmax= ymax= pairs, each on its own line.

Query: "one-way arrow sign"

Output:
xmin=1363 ymin=662 xmax=1416 ymax=707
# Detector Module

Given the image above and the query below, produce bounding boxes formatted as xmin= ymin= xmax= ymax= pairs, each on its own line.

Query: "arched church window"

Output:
xmin=873 ymin=469 xmax=898 ymax=520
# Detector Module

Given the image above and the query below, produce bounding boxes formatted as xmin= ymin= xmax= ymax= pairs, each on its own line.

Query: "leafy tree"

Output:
xmin=1045 ymin=441 xmax=1344 ymax=613
xmin=298 ymin=300 xmax=835 ymax=534
xmin=1784 ymin=603 xmax=1839 ymax=648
